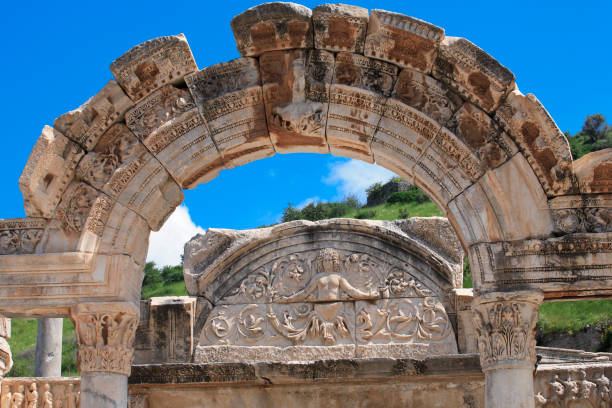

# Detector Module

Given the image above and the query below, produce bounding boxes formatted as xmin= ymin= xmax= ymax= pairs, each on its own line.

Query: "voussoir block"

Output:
xmin=572 ymin=149 xmax=612 ymax=194
xmin=495 ymin=89 xmax=574 ymax=196
xmin=433 ymin=37 xmax=515 ymax=113
xmin=364 ymin=9 xmax=444 ymax=73
xmin=19 ymin=126 xmax=84 ymax=219
xmin=327 ymin=53 xmax=399 ymax=162
xmin=231 ymin=2 xmax=313 ymax=57
xmin=110 ymin=34 xmax=198 ymax=102
xmin=54 ymin=80 xmax=133 ymax=151
xmin=260 ymin=49 xmax=334 ymax=154
xmin=186 ymin=58 xmax=274 ymax=168
xmin=125 ymin=85 xmax=223 ymax=189
xmin=312 ymin=4 xmax=369 ymax=53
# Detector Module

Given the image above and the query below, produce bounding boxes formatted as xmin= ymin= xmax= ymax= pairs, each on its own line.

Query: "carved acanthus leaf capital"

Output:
xmin=472 ymin=291 xmax=543 ymax=371
xmin=70 ymin=302 xmax=139 ymax=376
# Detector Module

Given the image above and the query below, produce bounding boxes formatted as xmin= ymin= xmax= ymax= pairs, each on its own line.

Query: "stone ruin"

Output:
xmin=0 ymin=2 xmax=608 ymax=407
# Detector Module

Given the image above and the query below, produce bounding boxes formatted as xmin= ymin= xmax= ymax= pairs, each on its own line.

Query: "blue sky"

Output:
xmin=2 ymin=1 xmax=611 ymax=265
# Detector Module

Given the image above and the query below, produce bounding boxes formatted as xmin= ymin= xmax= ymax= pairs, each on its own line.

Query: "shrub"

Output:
xmin=341 ymin=194 xmax=360 ymax=209
xmin=282 ymin=204 xmax=302 ymax=222
xmin=387 ymin=189 xmax=429 ymax=204
xmin=398 ymin=208 xmax=410 ymax=219
xmin=366 ymin=182 xmax=385 ymax=205
xmin=355 ymin=209 xmax=376 ymax=219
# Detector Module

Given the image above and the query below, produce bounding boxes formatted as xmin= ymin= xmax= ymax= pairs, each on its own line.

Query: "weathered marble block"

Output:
xmin=54 ymin=80 xmax=133 ymax=151
xmin=19 ymin=126 xmax=84 ymax=219
xmin=0 ymin=218 xmax=46 ymax=256
xmin=573 ymin=149 xmax=612 ymax=194
xmin=391 ymin=68 xmax=463 ymax=127
xmin=125 ymin=85 xmax=223 ymax=189
xmin=312 ymin=4 xmax=369 ymax=53
xmin=231 ymin=2 xmax=313 ymax=57
xmin=549 ymin=194 xmax=612 ymax=235
xmin=370 ymin=99 xmax=441 ymax=193
xmin=260 ymin=49 xmax=333 ymax=154
xmin=433 ymin=37 xmax=515 ymax=113
xmin=364 ymin=9 xmax=444 ymax=73
xmin=447 ymin=102 xmax=518 ymax=170
xmin=495 ymin=89 xmax=574 ymax=196
xmin=75 ymin=123 xmax=183 ymax=231
xmin=110 ymin=34 xmax=198 ymax=102
xmin=327 ymin=53 xmax=398 ymax=161
xmin=186 ymin=58 xmax=274 ymax=168
xmin=134 ymin=297 xmax=196 ymax=364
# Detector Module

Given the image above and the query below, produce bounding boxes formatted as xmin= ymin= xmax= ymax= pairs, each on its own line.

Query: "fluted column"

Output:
xmin=70 ymin=302 xmax=138 ymax=408
xmin=472 ymin=291 xmax=543 ymax=408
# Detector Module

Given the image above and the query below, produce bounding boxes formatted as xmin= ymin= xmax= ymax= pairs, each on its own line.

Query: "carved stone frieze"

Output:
xmin=471 ymin=291 xmax=542 ymax=371
xmin=55 ymin=182 xmax=100 ymax=234
xmin=312 ymin=4 xmax=369 ymax=53
xmin=535 ymin=368 xmax=611 ymax=408
xmin=0 ymin=218 xmax=46 ymax=255
xmin=231 ymin=2 xmax=313 ymax=57
xmin=110 ymin=34 xmax=198 ymax=102
xmin=70 ymin=302 xmax=139 ymax=376
xmin=0 ymin=378 xmax=80 ymax=408
xmin=19 ymin=126 xmax=84 ymax=219
xmin=193 ymin=236 xmax=460 ymax=363
xmin=54 ymin=80 xmax=133 ymax=151
xmin=365 ymin=9 xmax=444 ymax=73
xmin=549 ymin=195 xmax=612 ymax=234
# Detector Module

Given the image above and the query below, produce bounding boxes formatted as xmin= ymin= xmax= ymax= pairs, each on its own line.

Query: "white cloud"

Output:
xmin=324 ymin=159 xmax=396 ymax=202
xmin=147 ymin=205 xmax=205 ymax=267
xmin=296 ymin=196 xmax=320 ymax=209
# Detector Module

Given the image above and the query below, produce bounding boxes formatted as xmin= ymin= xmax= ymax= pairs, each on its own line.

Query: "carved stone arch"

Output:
xmin=183 ymin=218 xmax=464 ymax=362
xmin=0 ymin=0 xmax=609 ymax=314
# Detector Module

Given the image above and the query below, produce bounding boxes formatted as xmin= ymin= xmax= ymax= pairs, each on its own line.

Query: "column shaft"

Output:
xmin=35 ymin=318 xmax=63 ymax=377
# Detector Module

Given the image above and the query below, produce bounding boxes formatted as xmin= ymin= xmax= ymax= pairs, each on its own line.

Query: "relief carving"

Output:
xmin=199 ymin=248 xmax=457 ymax=359
xmin=471 ymin=291 xmax=542 ymax=371
xmin=55 ymin=183 xmax=99 ymax=233
xmin=0 ymin=379 xmax=79 ymax=408
xmin=552 ymin=208 xmax=612 ymax=235
xmin=535 ymin=370 xmax=610 ymax=408
xmin=0 ymin=219 xmax=46 ymax=255
xmin=70 ymin=303 xmax=139 ymax=376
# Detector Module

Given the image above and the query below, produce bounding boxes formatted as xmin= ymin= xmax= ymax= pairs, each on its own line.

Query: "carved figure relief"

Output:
xmin=199 ymin=248 xmax=457 ymax=360
xmin=1 ymin=380 xmax=79 ymax=408
xmin=535 ymin=370 xmax=611 ymax=408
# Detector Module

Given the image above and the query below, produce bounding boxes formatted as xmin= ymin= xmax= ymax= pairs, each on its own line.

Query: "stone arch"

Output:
xmin=0 ymin=3 xmax=611 ymax=407
xmin=2 ymin=2 xmax=610 ymax=312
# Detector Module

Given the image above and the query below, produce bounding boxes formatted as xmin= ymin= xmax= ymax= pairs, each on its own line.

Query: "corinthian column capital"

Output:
xmin=472 ymin=291 xmax=543 ymax=371
xmin=70 ymin=302 xmax=139 ymax=376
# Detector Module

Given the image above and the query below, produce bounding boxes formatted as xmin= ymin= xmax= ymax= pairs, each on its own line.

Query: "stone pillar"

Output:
xmin=472 ymin=291 xmax=543 ymax=408
xmin=35 ymin=318 xmax=63 ymax=376
xmin=0 ymin=317 xmax=12 ymax=379
xmin=70 ymin=302 xmax=138 ymax=408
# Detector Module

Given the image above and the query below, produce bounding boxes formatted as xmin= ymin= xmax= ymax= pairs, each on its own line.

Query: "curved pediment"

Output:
xmin=183 ymin=218 xmax=462 ymax=363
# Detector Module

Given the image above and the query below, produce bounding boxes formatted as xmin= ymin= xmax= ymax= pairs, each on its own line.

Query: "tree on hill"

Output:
xmin=568 ymin=114 xmax=612 ymax=159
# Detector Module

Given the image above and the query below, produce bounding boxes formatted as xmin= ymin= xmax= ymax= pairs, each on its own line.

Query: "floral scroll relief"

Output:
xmin=202 ymin=248 xmax=453 ymax=348
xmin=356 ymin=297 xmax=451 ymax=343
